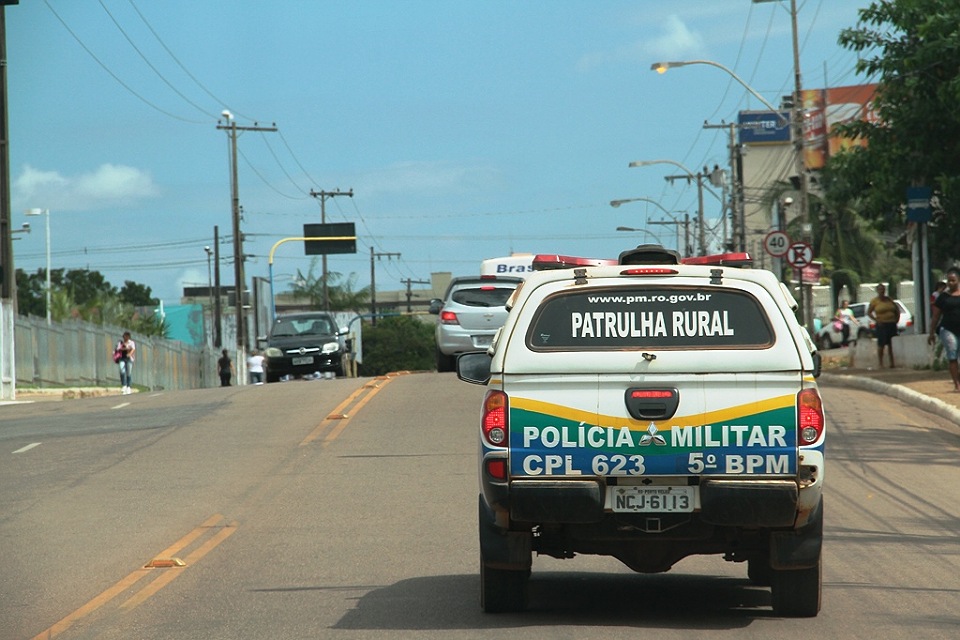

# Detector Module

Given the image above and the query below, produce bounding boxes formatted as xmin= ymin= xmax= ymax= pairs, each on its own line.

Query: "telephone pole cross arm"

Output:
xmin=309 ymin=189 xmax=354 ymax=310
xmin=216 ymin=117 xmax=277 ymax=358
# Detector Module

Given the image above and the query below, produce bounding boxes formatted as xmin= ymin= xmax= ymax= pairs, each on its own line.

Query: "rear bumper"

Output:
xmin=266 ymin=353 xmax=342 ymax=376
xmin=436 ymin=328 xmax=496 ymax=356
xmin=493 ymin=477 xmax=806 ymax=529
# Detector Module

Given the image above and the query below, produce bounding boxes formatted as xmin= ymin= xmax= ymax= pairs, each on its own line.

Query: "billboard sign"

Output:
xmin=738 ymin=110 xmax=791 ymax=145
xmin=303 ymin=222 xmax=356 ymax=255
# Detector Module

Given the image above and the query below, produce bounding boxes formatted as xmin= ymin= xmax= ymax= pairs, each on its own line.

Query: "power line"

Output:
xmin=42 ymin=0 xmax=205 ymax=124
xmin=125 ymin=0 xmax=262 ymax=122
xmin=96 ymin=0 xmax=215 ymax=119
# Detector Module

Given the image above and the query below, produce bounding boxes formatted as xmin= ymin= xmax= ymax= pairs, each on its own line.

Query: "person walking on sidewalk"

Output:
xmin=868 ymin=283 xmax=900 ymax=368
xmin=247 ymin=349 xmax=265 ymax=385
xmin=929 ymin=267 xmax=960 ymax=391
xmin=115 ymin=331 xmax=136 ymax=395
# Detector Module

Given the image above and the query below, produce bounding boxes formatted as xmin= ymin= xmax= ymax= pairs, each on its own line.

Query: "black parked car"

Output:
xmin=263 ymin=312 xmax=346 ymax=382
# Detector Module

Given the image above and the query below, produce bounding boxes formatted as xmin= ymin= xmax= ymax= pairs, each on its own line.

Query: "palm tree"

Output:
xmin=290 ymin=258 xmax=370 ymax=312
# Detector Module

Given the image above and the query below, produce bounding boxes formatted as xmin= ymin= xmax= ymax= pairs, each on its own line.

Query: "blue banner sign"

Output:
xmin=738 ymin=110 xmax=791 ymax=145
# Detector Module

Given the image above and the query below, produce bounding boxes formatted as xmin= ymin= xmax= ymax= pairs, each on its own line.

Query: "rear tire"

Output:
xmin=480 ymin=558 xmax=529 ymax=613
xmin=436 ymin=349 xmax=456 ymax=373
xmin=747 ymin=556 xmax=772 ymax=586
xmin=770 ymin=556 xmax=822 ymax=617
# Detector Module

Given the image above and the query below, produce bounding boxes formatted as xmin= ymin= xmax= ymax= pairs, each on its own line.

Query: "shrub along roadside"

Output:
xmin=357 ymin=315 xmax=437 ymax=377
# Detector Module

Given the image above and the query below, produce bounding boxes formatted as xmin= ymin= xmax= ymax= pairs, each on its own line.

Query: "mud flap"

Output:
xmin=479 ymin=494 xmax=531 ymax=570
xmin=771 ymin=497 xmax=824 ymax=570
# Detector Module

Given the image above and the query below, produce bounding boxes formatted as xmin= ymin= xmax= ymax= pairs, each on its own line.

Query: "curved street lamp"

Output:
xmin=610 ymin=197 xmax=689 ymax=254
xmin=651 ymin=60 xmax=788 ymax=125
xmin=609 ymin=196 xmax=673 ymax=216
xmin=616 ymin=226 xmax=664 ymax=245
xmin=652 ymin=54 xmax=810 ymax=329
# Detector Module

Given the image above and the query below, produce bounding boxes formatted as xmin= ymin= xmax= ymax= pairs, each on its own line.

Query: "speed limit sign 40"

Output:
xmin=764 ymin=231 xmax=790 ymax=257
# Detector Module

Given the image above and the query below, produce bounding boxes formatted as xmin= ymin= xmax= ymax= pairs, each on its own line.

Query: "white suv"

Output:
xmin=458 ymin=246 xmax=825 ymax=617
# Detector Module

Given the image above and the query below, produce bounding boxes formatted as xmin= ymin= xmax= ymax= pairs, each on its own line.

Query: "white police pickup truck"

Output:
xmin=458 ymin=245 xmax=825 ymax=617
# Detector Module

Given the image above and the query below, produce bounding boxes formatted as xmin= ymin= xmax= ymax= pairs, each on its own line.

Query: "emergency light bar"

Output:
xmin=532 ymin=246 xmax=754 ymax=271
xmin=681 ymin=252 xmax=753 ymax=267
xmin=532 ymin=254 xmax=618 ymax=270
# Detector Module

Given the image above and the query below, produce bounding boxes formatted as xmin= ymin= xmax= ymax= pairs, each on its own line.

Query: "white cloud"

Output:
xmin=650 ymin=15 xmax=704 ymax=60
xmin=576 ymin=15 xmax=705 ymax=71
xmin=13 ymin=163 xmax=160 ymax=212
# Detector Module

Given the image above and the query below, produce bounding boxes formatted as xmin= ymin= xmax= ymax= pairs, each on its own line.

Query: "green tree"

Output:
xmin=290 ymin=257 xmax=370 ymax=312
xmin=358 ymin=316 xmax=435 ymax=376
xmin=759 ymin=180 xmax=884 ymax=283
xmin=15 ymin=269 xmax=45 ymax=317
xmin=830 ymin=0 xmax=960 ymax=268
xmin=63 ymin=269 xmax=117 ymax=306
xmin=14 ymin=267 xmax=167 ymax=337
xmin=120 ymin=281 xmax=159 ymax=307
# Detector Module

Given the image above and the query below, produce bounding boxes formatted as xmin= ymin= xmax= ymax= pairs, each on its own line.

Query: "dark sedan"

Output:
xmin=263 ymin=312 xmax=345 ymax=381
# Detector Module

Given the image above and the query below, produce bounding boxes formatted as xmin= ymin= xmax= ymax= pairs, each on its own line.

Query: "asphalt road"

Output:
xmin=1 ymin=373 xmax=958 ymax=639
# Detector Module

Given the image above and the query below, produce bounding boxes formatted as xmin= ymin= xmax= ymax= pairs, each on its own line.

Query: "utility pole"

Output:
xmin=704 ymin=121 xmax=744 ymax=251
xmin=369 ymin=247 xmax=400 ymax=325
xmin=0 ymin=2 xmax=18 ymax=401
xmin=309 ymin=189 xmax=353 ymax=310
xmin=788 ymin=0 xmax=811 ymax=332
xmin=216 ymin=115 xmax=276 ymax=365
xmin=665 ymin=171 xmax=706 ymax=255
xmin=649 ymin=217 xmax=690 ymax=256
xmin=401 ymin=278 xmax=431 ymax=313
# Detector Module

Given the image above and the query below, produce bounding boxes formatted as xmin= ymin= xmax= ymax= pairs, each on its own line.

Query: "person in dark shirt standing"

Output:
xmin=217 ymin=349 xmax=234 ymax=387
xmin=929 ymin=267 xmax=960 ymax=391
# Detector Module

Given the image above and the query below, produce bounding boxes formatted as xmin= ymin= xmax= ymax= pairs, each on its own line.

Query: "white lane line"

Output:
xmin=13 ymin=442 xmax=42 ymax=454
xmin=111 ymin=402 xmax=131 ymax=410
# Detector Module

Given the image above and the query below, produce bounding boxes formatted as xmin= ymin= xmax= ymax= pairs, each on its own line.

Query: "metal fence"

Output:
xmin=13 ymin=314 xmax=212 ymax=391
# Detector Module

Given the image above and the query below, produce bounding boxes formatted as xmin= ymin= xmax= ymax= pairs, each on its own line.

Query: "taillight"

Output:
xmin=797 ymin=388 xmax=824 ymax=445
xmin=440 ymin=310 xmax=459 ymax=325
xmin=481 ymin=390 xmax=508 ymax=446
xmin=485 ymin=459 xmax=507 ymax=480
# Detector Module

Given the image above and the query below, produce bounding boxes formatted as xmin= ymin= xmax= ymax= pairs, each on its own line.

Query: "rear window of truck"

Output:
xmin=527 ymin=286 xmax=774 ymax=350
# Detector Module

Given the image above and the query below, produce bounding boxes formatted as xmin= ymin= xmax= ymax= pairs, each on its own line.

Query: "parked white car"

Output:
xmin=815 ymin=300 xmax=913 ymax=350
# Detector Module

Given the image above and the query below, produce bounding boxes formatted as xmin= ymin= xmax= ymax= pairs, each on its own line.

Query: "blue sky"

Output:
xmin=8 ymin=0 xmax=870 ymax=305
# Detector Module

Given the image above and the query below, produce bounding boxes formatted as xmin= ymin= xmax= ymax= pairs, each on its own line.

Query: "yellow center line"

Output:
xmin=322 ymin=376 xmax=397 ymax=446
xmin=32 ymin=568 xmax=152 ymax=640
xmin=300 ymin=377 xmax=398 ymax=446
xmin=121 ymin=521 xmax=238 ymax=610
xmin=31 ymin=514 xmax=226 ymax=640
xmin=298 ymin=385 xmax=369 ymax=446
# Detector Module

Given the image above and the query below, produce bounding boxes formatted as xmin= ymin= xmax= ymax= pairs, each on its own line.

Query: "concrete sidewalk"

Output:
xmin=820 ymin=340 xmax=960 ymax=425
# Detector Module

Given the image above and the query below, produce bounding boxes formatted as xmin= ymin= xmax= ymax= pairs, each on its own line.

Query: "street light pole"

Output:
xmin=204 ymin=246 xmax=213 ymax=310
xmin=609 ymin=197 xmax=686 ymax=253
xmin=25 ymin=208 xmax=50 ymax=325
